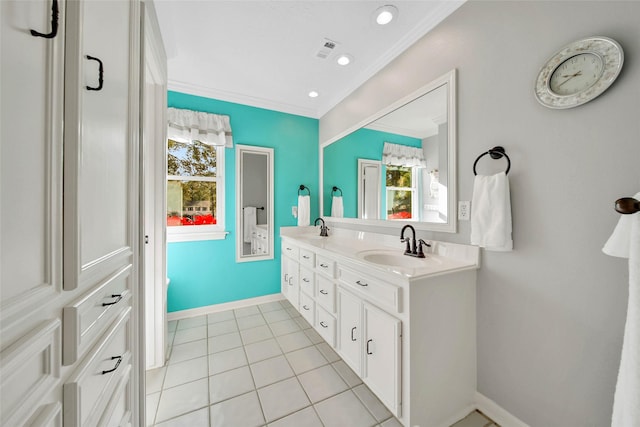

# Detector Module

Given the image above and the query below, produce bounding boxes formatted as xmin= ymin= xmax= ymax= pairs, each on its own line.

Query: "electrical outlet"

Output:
xmin=292 ymin=206 xmax=298 ymax=218
xmin=458 ymin=201 xmax=470 ymax=220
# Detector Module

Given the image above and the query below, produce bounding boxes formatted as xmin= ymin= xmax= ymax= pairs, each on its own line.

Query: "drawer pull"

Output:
xmin=303 ymin=278 xmax=310 ymax=283
xmin=320 ymin=263 xmax=328 ymax=268
xmin=303 ymin=255 xmax=310 ymax=259
xmin=302 ymin=305 xmax=310 ymax=311
xmin=351 ymin=327 xmax=357 ymax=341
xmin=320 ymin=321 xmax=328 ymax=328
xmin=101 ymin=355 xmax=122 ymax=375
xmin=101 ymin=294 xmax=122 ymax=307
xmin=30 ymin=0 xmax=59 ymax=39
xmin=366 ymin=339 xmax=373 ymax=355
xmin=284 ymin=273 xmax=289 ymax=281
xmin=85 ymin=55 xmax=104 ymax=91
xmin=356 ymin=280 xmax=368 ymax=287
xmin=319 ymin=289 xmax=328 ymax=295
xmin=288 ymin=278 xmax=293 ymax=286
xmin=286 ymin=247 xmax=292 ymax=251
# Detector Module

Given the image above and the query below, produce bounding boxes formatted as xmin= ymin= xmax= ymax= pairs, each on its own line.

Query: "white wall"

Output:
xmin=320 ymin=2 xmax=640 ymax=426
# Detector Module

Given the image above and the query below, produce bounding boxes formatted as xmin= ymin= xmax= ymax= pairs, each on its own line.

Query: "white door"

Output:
xmin=358 ymin=159 xmax=381 ymax=220
xmin=337 ymin=288 xmax=362 ymax=375
xmin=363 ymin=302 xmax=402 ymax=416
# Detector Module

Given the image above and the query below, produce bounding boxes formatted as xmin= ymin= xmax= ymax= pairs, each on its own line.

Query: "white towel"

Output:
xmin=297 ymin=195 xmax=310 ymax=226
xmin=331 ymin=196 xmax=344 ymax=218
xmin=604 ymin=192 xmax=640 ymax=427
xmin=243 ymin=207 xmax=256 ymax=243
xmin=470 ymin=172 xmax=513 ymax=251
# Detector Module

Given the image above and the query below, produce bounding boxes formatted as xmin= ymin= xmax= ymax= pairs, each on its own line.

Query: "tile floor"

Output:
xmin=146 ymin=299 xmax=497 ymax=427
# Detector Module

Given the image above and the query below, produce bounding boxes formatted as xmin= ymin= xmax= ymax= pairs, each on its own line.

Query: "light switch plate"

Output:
xmin=292 ymin=206 xmax=298 ymax=218
xmin=458 ymin=201 xmax=470 ymax=220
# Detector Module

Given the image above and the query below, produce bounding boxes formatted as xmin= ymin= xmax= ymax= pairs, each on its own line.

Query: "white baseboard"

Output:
xmin=475 ymin=392 xmax=530 ymax=427
xmin=167 ymin=293 xmax=285 ymax=321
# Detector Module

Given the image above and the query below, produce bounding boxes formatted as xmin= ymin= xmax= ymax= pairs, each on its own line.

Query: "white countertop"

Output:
xmin=281 ymin=226 xmax=480 ymax=280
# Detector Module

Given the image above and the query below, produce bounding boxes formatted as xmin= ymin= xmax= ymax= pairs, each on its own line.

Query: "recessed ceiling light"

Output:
xmin=336 ymin=54 xmax=353 ymax=66
xmin=375 ymin=5 xmax=398 ymax=25
xmin=308 ymin=91 xmax=319 ymax=98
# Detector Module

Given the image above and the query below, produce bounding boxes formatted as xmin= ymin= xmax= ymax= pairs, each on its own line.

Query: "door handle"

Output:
xmin=85 ymin=55 xmax=104 ymax=91
xmin=366 ymin=339 xmax=373 ymax=355
xmin=351 ymin=327 xmax=357 ymax=341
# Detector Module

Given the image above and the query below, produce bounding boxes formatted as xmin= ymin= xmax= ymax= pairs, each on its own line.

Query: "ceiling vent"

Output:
xmin=315 ymin=38 xmax=339 ymax=59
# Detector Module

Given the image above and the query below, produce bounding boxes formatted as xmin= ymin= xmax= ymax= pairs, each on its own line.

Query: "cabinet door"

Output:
xmin=282 ymin=257 xmax=299 ymax=307
xmin=363 ymin=302 xmax=401 ymax=416
xmin=337 ymin=288 xmax=362 ymax=375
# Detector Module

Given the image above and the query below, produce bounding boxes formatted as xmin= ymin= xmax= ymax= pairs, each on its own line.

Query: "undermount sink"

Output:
xmin=356 ymin=249 xmax=440 ymax=268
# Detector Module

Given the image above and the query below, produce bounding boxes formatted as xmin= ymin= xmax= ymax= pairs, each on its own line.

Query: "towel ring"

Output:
xmin=615 ymin=197 xmax=640 ymax=214
xmin=332 ymin=186 xmax=343 ymax=196
xmin=298 ymin=185 xmax=310 ymax=196
xmin=473 ymin=146 xmax=511 ymax=176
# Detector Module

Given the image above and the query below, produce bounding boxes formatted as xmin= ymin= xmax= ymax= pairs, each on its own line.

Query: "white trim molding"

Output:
xmin=475 ymin=392 xmax=530 ymax=427
xmin=167 ymin=293 xmax=285 ymax=322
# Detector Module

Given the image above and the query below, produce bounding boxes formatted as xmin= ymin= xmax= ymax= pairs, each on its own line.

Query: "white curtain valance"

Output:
xmin=382 ymin=142 xmax=426 ymax=167
xmin=167 ymin=107 xmax=233 ymax=148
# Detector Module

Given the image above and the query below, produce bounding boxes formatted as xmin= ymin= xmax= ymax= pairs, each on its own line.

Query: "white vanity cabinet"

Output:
xmin=281 ymin=254 xmax=299 ymax=307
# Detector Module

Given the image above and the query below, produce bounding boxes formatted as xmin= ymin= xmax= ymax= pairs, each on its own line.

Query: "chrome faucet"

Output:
xmin=314 ymin=217 xmax=329 ymax=237
xmin=400 ymin=224 xmax=430 ymax=258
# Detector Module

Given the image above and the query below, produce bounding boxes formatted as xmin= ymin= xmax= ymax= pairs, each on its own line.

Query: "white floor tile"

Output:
xmin=173 ymin=325 xmax=207 ymax=345
xmin=314 ymin=390 xmax=377 ymax=427
xmin=450 ymin=411 xmax=493 ymax=427
xmin=155 ymin=407 xmax=209 ymax=427
xmin=245 ymin=338 xmax=283 ymax=364
xmin=297 ymin=364 xmax=349 ymax=403
xmin=332 ymin=360 xmax=362 ymax=387
xmin=234 ymin=305 xmax=261 ymax=318
xmin=316 ymin=342 xmax=340 ymax=363
xmin=155 ymin=378 xmax=209 ymax=423
xmin=146 ymin=367 xmax=167 ymax=394
xmin=208 ymin=346 xmax=248 ymax=375
xmin=207 ymin=310 xmax=235 ymax=324
xmin=263 ymin=309 xmax=291 ymax=323
xmin=267 ymin=406 xmax=323 ymax=427
xmin=257 ymin=377 xmax=310 ymax=423
xmin=258 ymin=300 xmax=285 ymax=313
xmin=303 ymin=327 xmax=323 ymax=343
xmin=209 ymin=366 xmax=255 ymax=404
xmin=237 ymin=313 xmax=267 ymax=330
xmin=146 ymin=392 xmax=160 ymax=426
xmin=269 ymin=318 xmax=301 ymax=336
xmin=241 ymin=324 xmax=274 ymax=345
xmin=168 ymin=339 xmax=207 ymax=364
xmin=250 ymin=355 xmax=295 ymax=388
xmin=164 ymin=356 xmax=208 ymax=389
xmin=208 ymin=319 xmax=238 ymax=337
xmin=353 ymin=384 xmax=392 ymax=422
xmin=380 ymin=416 xmax=403 ymax=427
xmin=176 ymin=316 xmax=207 ymax=330
xmin=276 ymin=330 xmax=313 ymax=353
xmin=285 ymin=345 xmax=328 ymax=374
xmin=168 ymin=320 xmax=178 ymax=332
xmin=210 ymin=391 xmax=265 ymax=427
xmin=208 ymin=331 xmax=242 ymax=354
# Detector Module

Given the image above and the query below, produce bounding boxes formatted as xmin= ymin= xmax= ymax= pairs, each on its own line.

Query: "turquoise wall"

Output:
xmin=167 ymin=92 xmax=319 ymax=312
xmin=323 ymin=128 xmax=421 ymax=217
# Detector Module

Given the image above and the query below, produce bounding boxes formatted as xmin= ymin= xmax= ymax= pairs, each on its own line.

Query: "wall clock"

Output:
xmin=534 ymin=36 xmax=623 ymax=109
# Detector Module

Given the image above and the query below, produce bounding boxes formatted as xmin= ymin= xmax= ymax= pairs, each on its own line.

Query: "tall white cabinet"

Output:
xmin=1 ymin=1 xmax=151 ymax=425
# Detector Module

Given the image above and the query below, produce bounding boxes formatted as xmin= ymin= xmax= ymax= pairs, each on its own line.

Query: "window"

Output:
xmin=167 ymin=139 xmax=226 ymax=241
xmin=386 ymin=165 xmax=417 ymax=220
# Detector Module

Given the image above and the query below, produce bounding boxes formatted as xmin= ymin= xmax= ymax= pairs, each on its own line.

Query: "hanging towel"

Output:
xmin=470 ymin=172 xmax=513 ymax=251
xmin=243 ymin=207 xmax=256 ymax=243
xmin=604 ymin=191 xmax=640 ymax=427
xmin=297 ymin=195 xmax=310 ymax=226
xmin=331 ymin=196 xmax=344 ymax=218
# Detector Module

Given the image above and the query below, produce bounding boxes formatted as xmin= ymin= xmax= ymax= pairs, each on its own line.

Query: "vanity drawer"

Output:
xmin=299 ymin=248 xmax=315 ymax=268
xmin=315 ymin=306 xmax=336 ymax=347
xmin=282 ymin=241 xmax=299 ymax=260
xmin=316 ymin=255 xmax=336 ymax=278
xmin=338 ymin=266 xmax=401 ymax=313
xmin=316 ymin=275 xmax=336 ymax=313
xmin=63 ymin=308 xmax=132 ymax=427
xmin=98 ymin=362 xmax=132 ymax=427
xmin=63 ymin=265 xmax=132 ymax=365
xmin=299 ymin=267 xmax=315 ymax=297
xmin=299 ymin=292 xmax=315 ymax=325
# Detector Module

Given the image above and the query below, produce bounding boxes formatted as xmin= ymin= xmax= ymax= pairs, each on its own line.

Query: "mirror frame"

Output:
xmin=235 ymin=144 xmax=274 ymax=262
xmin=320 ymin=69 xmax=457 ymax=233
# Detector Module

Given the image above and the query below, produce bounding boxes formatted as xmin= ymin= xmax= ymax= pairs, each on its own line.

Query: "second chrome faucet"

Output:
xmin=400 ymin=224 xmax=430 ymax=258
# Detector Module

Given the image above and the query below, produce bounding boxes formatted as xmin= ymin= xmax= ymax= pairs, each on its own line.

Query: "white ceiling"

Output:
xmin=154 ymin=1 xmax=463 ymax=119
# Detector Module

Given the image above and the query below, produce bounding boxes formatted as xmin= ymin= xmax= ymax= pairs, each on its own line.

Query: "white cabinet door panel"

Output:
xmin=337 ymin=288 xmax=362 ymax=375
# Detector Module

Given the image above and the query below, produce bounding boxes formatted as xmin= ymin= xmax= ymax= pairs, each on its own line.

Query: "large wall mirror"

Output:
xmin=321 ymin=69 xmax=457 ymax=232
xmin=236 ymin=145 xmax=274 ymax=262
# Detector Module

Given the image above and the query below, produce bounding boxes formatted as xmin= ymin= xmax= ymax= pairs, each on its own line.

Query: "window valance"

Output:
xmin=382 ymin=142 xmax=426 ymax=167
xmin=167 ymin=107 xmax=233 ymax=148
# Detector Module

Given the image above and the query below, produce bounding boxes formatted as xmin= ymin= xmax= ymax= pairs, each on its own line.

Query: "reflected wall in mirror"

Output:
xmin=236 ymin=145 xmax=274 ymax=262
xmin=322 ymin=69 xmax=457 ymax=232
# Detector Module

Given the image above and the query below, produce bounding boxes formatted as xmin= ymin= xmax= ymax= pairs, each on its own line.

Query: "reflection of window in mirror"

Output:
xmin=386 ymin=165 xmax=416 ymax=220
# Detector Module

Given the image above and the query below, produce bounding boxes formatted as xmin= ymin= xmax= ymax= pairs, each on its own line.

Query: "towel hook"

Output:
xmin=615 ymin=197 xmax=640 ymax=214
xmin=332 ymin=186 xmax=343 ymax=196
xmin=473 ymin=146 xmax=511 ymax=175
xmin=298 ymin=185 xmax=310 ymax=196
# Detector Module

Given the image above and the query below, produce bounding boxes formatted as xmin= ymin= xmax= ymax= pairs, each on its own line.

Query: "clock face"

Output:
xmin=549 ymin=53 xmax=604 ymax=96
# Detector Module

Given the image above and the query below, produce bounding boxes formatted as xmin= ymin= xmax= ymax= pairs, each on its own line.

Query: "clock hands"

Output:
xmin=557 ymin=71 xmax=582 ymax=88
